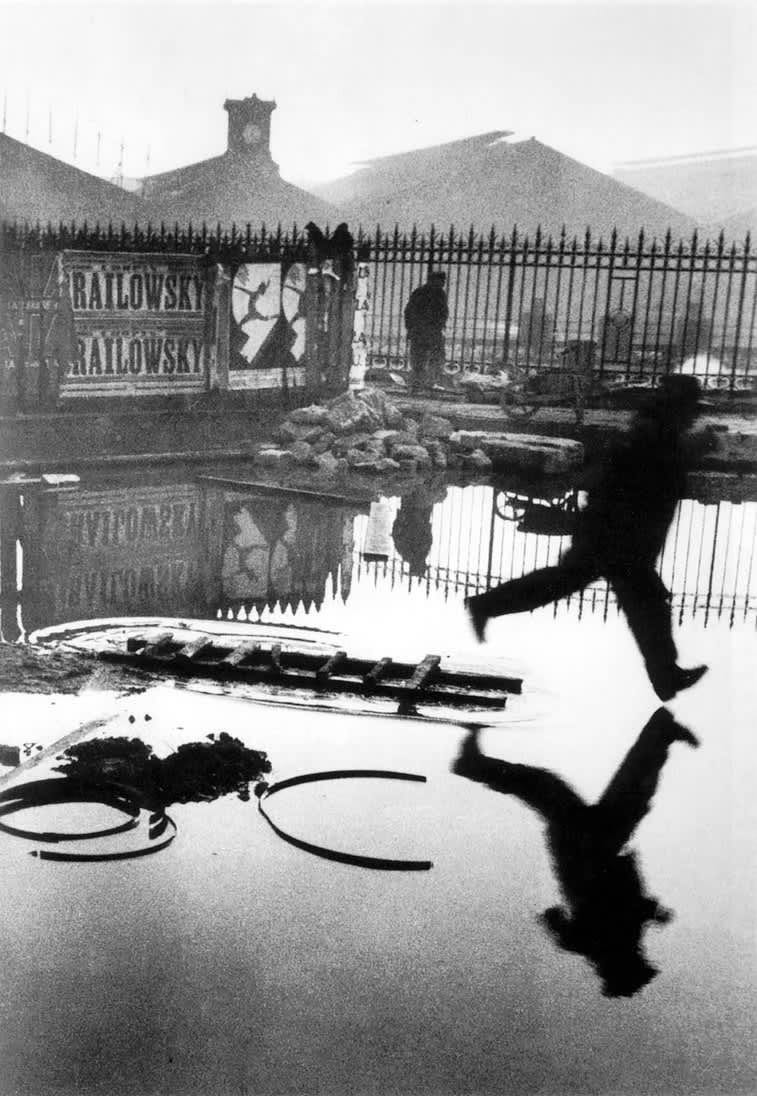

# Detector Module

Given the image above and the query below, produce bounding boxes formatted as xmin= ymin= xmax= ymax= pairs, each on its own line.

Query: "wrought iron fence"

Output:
xmin=357 ymin=225 xmax=757 ymax=390
xmin=3 ymin=219 xmax=757 ymax=392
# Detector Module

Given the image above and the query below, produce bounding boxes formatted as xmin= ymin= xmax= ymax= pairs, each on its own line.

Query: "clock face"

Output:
xmin=242 ymin=123 xmax=262 ymax=146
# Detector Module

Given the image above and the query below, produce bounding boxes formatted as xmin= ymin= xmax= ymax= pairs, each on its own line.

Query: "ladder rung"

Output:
xmin=139 ymin=633 xmax=175 ymax=658
xmin=176 ymin=637 xmax=216 ymax=662
xmin=316 ymin=650 xmax=347 ymax=682
xmin=363 ymin=657 xmax=392 ymax=689
xmin=223 ymin=641 xmax=262 ymax=668
xmin=407 ymin=655 xmax=441 ymax=691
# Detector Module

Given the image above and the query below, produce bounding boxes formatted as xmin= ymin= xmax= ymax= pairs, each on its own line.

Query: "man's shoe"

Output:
xmin=675 ymin=664 xmax=708 ymax=694
xmin=465 ymin=598 xmax=487 ymax=643
xmin=650 ymin=663 xmax=708 ymax=702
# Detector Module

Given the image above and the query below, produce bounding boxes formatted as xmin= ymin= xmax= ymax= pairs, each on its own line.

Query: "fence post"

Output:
xmin=502 ymin=227 xmax=518 ymax=367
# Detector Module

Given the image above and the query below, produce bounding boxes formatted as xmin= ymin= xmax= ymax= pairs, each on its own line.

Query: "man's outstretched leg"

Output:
xmin=465 ymin=549 xmax=598 ymax=642
xmin=611 ymin=567 xmax=707 ymax=702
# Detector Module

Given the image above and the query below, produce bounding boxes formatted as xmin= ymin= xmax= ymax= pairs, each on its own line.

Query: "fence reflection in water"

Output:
xmin=353 ymin=486 xmax=757 ymax=627
xmin=0 ymin=481 xmax=755 ymax=643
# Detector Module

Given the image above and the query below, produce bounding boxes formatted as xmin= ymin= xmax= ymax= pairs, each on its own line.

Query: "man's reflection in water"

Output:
xmin=392 ymin=482 xmax=448 ymax=578
xmin=453 ymin=709 xmax=698 ymax=997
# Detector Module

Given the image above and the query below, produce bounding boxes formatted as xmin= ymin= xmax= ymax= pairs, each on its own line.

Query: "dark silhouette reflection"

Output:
xmin=392 ymin=482 xmax=447 ymax=578
xmin=467 ymin=375 xmax=711 ymax=701
xmin=453 ymin=709 xmax=699 ymax=997
xmin=54 ymin=732 xmax=271 ymax=808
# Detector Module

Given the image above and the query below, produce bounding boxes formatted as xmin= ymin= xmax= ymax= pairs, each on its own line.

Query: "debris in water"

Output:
xmin=54 ymin=733 xmax=272 ymax=807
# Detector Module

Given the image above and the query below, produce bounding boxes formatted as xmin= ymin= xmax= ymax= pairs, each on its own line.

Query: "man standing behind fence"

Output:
xmin=404 ymin=271 xmax=448 ymax=392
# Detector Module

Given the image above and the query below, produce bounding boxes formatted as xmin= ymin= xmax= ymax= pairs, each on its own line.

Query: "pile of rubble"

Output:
xmin=256 ymin=388 xmax=584 ymax=478
xmin=257 ymin=388 xmax=493 ymax=477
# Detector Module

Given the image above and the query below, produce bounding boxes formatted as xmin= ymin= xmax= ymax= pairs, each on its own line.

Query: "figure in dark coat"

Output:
xmin=404 ymin=272 xmax=448 ymax=391
xmin=466 ymin=375 xmax=709 ymax=701
xmin=452 ymin=710 xmax=698 ymax=997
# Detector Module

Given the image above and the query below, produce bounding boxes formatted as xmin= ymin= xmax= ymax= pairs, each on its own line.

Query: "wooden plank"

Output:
xmin=363 ymin=658 xmax=392 ymax=690
xmin=133 ymin=632 xmax=174 ymax=657
xmin=222 ymin=641 xmax=262 ymax=668
xmin=0 ymin=714 xmax=121 ymax=791
xmin=96 ymin=649 xmax=508 ymax=709
xmin=406 ymin=655 xmax=442 ymax=691
xmin=127 ymin=631 xmax=172 ymax=654
xmin=176 ymin=636 xmax=216 ymax=662
xmin=316 ymin=650 xmax=347 ymax=683
xmin=436 ymin=668 xmax=523 ymax=694
xmin=197 ymin=475 xmax=368 ymax=506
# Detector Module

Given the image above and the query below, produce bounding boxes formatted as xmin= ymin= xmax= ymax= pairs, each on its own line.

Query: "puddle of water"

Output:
xmin=0 ymin=471 xmax=755 ymax=1094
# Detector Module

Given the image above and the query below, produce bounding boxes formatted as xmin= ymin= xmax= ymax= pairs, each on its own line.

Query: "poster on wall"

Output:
xmin=228 ymin=261 xmax=307 ymax=390
xmin=58 ymin=251 xmax=208 ymax=398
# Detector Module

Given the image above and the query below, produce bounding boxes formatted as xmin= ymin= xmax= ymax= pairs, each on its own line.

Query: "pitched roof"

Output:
xmin=0 ymin=132 xmax=146 ymax=227
xmin=714 ymin=206 xmax=757 ymax=240
xmin=314 ymin=133 xmax=697 ymax=240
xmin=141 ymin=150 xmax=338 ymax=230
xmin=0 ymin=134 xmax=337 ymax=233
xmin=614 ymin=147 xmax=757 ymax=225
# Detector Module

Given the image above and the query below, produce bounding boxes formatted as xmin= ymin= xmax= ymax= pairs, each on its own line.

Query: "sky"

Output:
xmin=1 ymin=0 xmax=755 ymax=187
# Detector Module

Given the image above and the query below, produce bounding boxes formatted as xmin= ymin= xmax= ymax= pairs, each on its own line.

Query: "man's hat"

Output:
xmin=655 ymin=373 xmax=708 ymax=414
xmin=658 ymin=373 xmax=702 ymax=403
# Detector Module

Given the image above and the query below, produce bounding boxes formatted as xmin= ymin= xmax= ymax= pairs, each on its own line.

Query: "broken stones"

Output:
xmin=449 ymin=430 xmax=584 ymax=474
xmin=420 ymin=413 xmax=454 ymax=440
xmin=427 ymin=440 xmax=448 ymax=469
xmin=392 ymin=444 xmax=432 ymax=468
xmin=277 ymin=421 xmax=325 ymax=445
xmin=462 ymin=448 xmax=493 ymax=472
xmin=287 ymin=404 xmax=332 ymax=427
xmin=314 ymin=451 xmax=341 ymax=476
xmin=311 ymin=431 xmax=336 ymax=455
xmin=269 ymin=386 xmax=585 ymax=483
xmin=257 ymin=447 xmax=295 ymax=469
xmin=289 ymin=440 xmax=317 ymax=466
xmin=326 ymin=391 xmax=384 ymax=434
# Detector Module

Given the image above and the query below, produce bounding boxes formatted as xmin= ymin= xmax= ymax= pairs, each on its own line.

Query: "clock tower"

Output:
xmin=224 ymin=95 xmax=276 ymax=160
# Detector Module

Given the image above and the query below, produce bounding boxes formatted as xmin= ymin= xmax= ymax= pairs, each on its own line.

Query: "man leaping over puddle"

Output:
xmin=465 ymin=375 xmax=710 ymax=702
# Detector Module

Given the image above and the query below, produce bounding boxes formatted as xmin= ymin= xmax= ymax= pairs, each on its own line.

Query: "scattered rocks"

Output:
xmin=392 ymin=444 xmax=432 ymax=468
xmin=462 ymin=448 xmax=493 ymax=472
xmin=420 ymin=413 xmax=454 ymax=440
xmin=257 ymin=447 xmax=295 ymax=469
xmin=278 ymin=421 xmax=325 ymax=445
xmin=287 ymin=404 xmax=332 ymax=427
xmin=314 ymin=452 xmax=344 ymax=476
xmin=290 ymin=440 xmax=317 ymax=466
xmin=448 ymin=430 xmax=584 ymax=474
xmin=267 ymin=388 xmax=584 ymax=481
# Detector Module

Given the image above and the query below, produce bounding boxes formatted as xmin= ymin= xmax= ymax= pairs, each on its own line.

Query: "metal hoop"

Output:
xmin=257 ymin=769 xmax=433 ymax=871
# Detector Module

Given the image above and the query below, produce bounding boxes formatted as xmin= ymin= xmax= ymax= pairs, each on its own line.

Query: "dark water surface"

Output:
xmin=0 ymin=470 xmax=755 ymax=1094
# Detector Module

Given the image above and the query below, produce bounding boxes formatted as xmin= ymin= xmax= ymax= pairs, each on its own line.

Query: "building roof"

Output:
xmin=614 ymin=147 xmax=757 ymax=226
xmin=314 ymin=133 xmax=696 ymax=240
xmin=714 ymin=205 xmax=757 ymax=240
xmin=0 ymin=132 xmax=146 ymax=227
xmin=141 ymin=150 xmax=337 ymax=230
